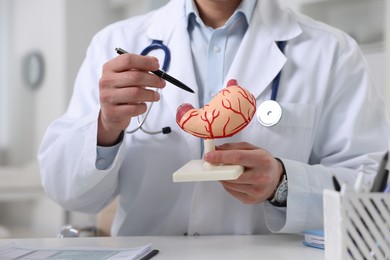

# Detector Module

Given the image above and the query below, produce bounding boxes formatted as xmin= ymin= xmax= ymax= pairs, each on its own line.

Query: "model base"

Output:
xmin=172 ymin=160 xmax=244 ymax=182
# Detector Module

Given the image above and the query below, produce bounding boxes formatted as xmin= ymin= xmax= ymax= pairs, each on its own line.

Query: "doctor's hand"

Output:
xmin=98 ymin=53 xmax=166 ymax=146
xmin=204 ymin=142 xmax=284 ymax=205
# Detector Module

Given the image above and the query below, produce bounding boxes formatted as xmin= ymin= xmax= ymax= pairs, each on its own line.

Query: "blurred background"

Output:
xmin=0 ymin=0 xmax=388 ymax=238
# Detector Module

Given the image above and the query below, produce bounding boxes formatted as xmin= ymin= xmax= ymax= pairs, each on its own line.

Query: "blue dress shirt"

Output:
xmin=185 ymin=0 xmax=257 ymax=106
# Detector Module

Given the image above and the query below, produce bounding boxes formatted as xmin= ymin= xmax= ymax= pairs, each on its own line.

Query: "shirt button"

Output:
xmin=97 ymin=158 xmax=106 ymax=165
xmin=213 ymin=46 xmax=221 ymax=53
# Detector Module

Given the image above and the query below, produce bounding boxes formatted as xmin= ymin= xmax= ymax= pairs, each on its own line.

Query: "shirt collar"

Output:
xmin=185 ymin=0 xmax=257 ymax=28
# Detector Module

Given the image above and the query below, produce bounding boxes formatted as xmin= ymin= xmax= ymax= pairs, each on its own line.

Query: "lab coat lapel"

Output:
xmin=225 ymin=0 xmax=302 ymax=99
xmin=160 ymin=20 xmax=199 ymax=113
xmin=186 ymin=0 xmax=303 ymax=234
xmin=146 ymin=0 xmax=200 ymax=158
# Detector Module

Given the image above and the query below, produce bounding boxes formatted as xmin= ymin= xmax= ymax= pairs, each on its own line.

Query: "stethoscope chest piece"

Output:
xmin=257 ymin=100 xmax=282 ymax=127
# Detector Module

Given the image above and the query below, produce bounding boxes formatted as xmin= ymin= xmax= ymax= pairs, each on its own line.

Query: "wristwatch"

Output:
xmin=268 ymin=158 xmax=288 ymax=207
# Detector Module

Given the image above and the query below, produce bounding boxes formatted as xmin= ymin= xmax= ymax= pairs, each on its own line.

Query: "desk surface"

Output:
xmin=0 ymin=234 xmax=324 ymax=259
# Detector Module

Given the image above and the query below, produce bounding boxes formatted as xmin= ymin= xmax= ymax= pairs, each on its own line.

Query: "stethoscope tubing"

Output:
xmin=270 ymin=41 xmax=287 ymax=101
xmin=126 ymin=40 xmax=172 ymax=135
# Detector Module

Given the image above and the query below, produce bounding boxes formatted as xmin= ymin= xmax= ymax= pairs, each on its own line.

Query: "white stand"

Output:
xmin=323 ymin=189 xmax=390 ymax=259
xmin=172 ymin=139 xmax=244 ymax=182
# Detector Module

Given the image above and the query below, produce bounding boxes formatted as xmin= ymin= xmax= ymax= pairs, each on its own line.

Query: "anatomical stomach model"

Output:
xmin=173 ymin=79 xmax=256 ymax=182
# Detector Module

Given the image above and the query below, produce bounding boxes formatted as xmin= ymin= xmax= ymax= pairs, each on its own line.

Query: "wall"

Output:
xmin=3 ymin=0 xmax=119 ymax=167
xmin=109 ymin=0 xmax=169 ymax=17
xmin=0 ymin=0 xmax=122 ymax=238
xmin=0 ymin=0 xmax=10 ymax=162
xmin=6 ymin=0 xmax=67 ymax=166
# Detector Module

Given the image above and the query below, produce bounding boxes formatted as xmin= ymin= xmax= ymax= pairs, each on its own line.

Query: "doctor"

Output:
xmin=39 ymin=0 xmax=389 ymax=236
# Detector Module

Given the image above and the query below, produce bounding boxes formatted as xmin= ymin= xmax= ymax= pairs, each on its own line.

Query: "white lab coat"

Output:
xmin=38 ymin=0 xmax=389 ymax=236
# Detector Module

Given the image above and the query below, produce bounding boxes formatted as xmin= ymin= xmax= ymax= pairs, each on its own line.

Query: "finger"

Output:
xmin=116 ymin=71 xmax=166 ymax=89
xmin=102 ymin=101 xmax=148 ymax=117
xmin=220 ymin=183 xmax=260 ymax=204
xmin=221 ymin=180 xmax=271 ymax=203
xmin=205 ymin=149 xmax=269 ymax=167
xmin=109 ymin=53 xmax=160 ymax=72
xmin=100 ymin=86 xmax=160 ymax=105
xmin=100 ymin=70 xmax=165 ymax=90
xmin=223 ymin=169 xmax=273 ymax=186
xmin=215 ymin=142 xmax=259 ymax=151
xmin=99 ymin=102 xmax=147 ymax=132
xmin=221 ymin=180 xmax=252 ymax=192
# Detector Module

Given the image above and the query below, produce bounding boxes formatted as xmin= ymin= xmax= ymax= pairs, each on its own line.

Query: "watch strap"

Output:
xmin=268 ymin=158 xmax=287 ymax=207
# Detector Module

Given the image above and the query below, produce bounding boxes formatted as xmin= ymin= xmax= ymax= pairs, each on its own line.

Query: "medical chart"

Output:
xmin=0 ymin=243 xmax=153 ymax=260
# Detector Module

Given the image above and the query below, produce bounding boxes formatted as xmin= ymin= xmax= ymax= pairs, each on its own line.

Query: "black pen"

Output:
xmin=115 ymin=47 xmax=195 ymax=94
xmin=332 ymin=175 xmax=341 ymax=192
xmin=371 ymin=151 xmax=389 ymax=192
xmin=139 ymin=249 xmax=159 ymax=260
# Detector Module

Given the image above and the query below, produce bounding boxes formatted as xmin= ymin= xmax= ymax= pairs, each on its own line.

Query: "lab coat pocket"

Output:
xmin=249 ymin=103 xmax=317 ymax=162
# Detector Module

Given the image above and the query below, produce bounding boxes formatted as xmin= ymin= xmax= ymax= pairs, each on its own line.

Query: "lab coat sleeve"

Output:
xmin=38 ymin=34 xmax=127 ymax=213
xmin=264 ymin=35 xmax=390 ymax=233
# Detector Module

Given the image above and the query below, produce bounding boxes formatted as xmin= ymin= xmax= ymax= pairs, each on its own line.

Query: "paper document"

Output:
xmin=0 ymin=243 xmax=155 ymax=260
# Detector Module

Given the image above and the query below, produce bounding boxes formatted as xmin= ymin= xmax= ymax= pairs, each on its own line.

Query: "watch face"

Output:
xmin=275 ymin=181 xmax=288 ymax=203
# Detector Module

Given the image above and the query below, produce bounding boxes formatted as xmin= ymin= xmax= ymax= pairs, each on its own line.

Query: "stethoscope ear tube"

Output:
xmin=140 ymin=40 xmax=171 ymax=72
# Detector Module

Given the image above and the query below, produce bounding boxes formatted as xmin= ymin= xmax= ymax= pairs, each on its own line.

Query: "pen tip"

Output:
xmin=115 ymin=47 xmax=127 ymax=55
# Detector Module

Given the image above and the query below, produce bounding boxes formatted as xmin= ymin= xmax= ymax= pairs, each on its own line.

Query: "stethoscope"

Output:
xmin=126 ymin=40 xmax=172 ymax=135
xmin=256 ymin=41 xmax=287 ymax=127
xmin=127 ymin=40 xmax=287 ymax=135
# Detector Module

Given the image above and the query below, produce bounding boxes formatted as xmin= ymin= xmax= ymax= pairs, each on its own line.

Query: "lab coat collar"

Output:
xmin=225 ymin=0 xmax=302 ymax=99
xmin=259 ymin=0 xmax=302 ymax=42
xmin=145 ymin=0 xmax=185 ymax=43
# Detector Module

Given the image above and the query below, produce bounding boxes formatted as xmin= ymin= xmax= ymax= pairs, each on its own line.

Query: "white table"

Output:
xmin=0 ymin=234 xmax=324 ymax=259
